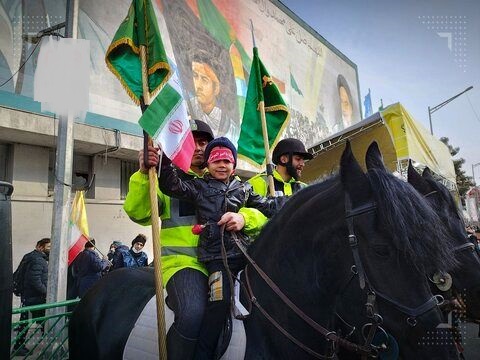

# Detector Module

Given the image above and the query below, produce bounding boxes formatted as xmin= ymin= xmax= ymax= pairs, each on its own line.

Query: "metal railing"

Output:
xmin=11 ymin=299 xmax=80 ymax=359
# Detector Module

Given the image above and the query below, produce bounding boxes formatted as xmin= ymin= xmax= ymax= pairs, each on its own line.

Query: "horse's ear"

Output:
xmin=365 ymin=141 xmax=386 ymax=171
xmin=408 ymin=161 xmax=431 ymax=195
xmin=340 ymin=140 xmax=372 ymax=204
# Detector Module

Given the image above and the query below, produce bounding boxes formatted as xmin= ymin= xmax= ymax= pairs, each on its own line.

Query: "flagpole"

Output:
xmin=250 ymin=20 xmax=275 ymax=196
xmin=140 ymin=45 xmax=168 ymax=360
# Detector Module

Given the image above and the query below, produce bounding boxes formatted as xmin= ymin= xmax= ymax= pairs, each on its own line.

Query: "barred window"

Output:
xmin=121 ymin=160 xmax=138 ymax=200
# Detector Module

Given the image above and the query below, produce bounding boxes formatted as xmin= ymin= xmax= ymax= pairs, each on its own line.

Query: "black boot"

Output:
xmin=167 ymin=325 xmax=198 ymax=360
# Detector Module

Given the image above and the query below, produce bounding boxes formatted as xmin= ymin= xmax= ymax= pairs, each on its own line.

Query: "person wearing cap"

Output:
xmin=158 ymin=136 xmax=284 ymax=360
xmin=71 ymin=239 xmax=109 ymax=298
xmin=112 ymin=234 xmax=149 ymax=269
xmin=123 ymin=121 xmax=265 ymax=359
xmin=107 ymin=240 xmax=123 ymax=262
xmin=249 ymin=137 xmax=313 ymax=197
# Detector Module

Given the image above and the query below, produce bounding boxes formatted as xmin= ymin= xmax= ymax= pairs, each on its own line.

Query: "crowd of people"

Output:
xmin=10 ymin=118 xmax=365 ymax=358
xmin=11 ymin=233 xmax=149 ymax=355
xmin=16 ymin=118 xmax=478 ymax=359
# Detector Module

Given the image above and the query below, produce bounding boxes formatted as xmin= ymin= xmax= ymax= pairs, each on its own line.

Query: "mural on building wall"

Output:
xmin=0 ymin=0 xmax=361 ymax=151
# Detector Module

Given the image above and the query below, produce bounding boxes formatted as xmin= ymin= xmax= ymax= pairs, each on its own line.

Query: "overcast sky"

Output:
xmin=282 ymin=0 xmax=480 ymax=182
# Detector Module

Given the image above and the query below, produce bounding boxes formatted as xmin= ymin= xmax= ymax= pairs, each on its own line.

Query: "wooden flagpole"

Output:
xmin=250 ymin=20 xmax=275 ymax=197
xmin=139 ymin=45 xmax=168 ymax=360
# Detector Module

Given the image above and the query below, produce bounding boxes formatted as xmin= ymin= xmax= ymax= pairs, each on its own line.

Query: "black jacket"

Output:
xmin=22 ymin=250 xmax=48 ymax=303
xmin=159 ymin=164 xmax=283 ymax=261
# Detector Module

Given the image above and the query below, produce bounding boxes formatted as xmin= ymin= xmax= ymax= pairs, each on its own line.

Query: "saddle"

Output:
xmin=122 ymin=292 xmax=247 ymax=360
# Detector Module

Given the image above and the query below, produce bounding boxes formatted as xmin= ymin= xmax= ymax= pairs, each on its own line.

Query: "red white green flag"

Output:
xmin=139 ymin=69 xmax=194 ymax=172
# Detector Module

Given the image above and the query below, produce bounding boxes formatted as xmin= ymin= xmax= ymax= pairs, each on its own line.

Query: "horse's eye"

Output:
xmin=373 ymin=245 xmax=390 ymax=258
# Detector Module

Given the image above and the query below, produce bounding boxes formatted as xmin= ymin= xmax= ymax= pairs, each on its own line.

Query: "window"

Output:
xmin=48 ymin=151 xmax=95 ymax=198
xmin=120 ymin=160 xmax=138 ymax=199
xmin=0 ymin=143 xmax=12 ymax=182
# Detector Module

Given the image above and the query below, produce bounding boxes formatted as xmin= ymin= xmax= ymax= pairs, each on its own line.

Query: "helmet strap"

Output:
xmin=279 ymin=153 xmax=299 ymax=180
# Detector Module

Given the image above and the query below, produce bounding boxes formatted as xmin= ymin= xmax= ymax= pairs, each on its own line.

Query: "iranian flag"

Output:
xmin=68 ymin=191 xmax=90 ymax=265
xmin=139 ymin=70 xmax=194 ymax=172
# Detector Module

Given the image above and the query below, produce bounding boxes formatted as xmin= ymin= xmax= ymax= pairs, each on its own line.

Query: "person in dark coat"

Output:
xmin=12 ymin=238 xmax=50 ymax=356
xmin=107 ymin=241 xmax=123 ymax=262
xmin=112 ymin=234 xmax=148 ymax=269
xmin=71 ymin=239 xmax=109 ymax=298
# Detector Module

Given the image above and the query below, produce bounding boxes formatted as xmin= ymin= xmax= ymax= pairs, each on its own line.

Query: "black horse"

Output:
xmin=407 ymin=163 xmax=480 ymax=320
xmin=70 ymin=142 xmax=458 ymax=359
xmin=335 ymin=142 xmax=463 ymax=360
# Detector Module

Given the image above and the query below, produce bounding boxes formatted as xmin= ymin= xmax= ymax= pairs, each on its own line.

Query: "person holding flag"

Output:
xmin=71 ymin=238 xmax=109 ymax=298
xmin=248 ymin=138 xmax=312 ymax=197
xmin=106 ymin=1 xmax=189 ymax=356
xmin=124 ymin=120 xmax=265 ymax=359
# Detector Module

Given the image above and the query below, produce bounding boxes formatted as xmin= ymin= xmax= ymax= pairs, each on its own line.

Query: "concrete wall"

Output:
xmin=12 ymin=144 xmax=49 ymax=197
xmin=3 ymin=117 xmax=154 ymax=291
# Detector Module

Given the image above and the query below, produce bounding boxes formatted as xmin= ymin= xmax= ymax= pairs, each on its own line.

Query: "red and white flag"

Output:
xmin=68 ymin=191 xmax=90 ymax=265
xmin=139 ymin=68 xmax=194 ymax=172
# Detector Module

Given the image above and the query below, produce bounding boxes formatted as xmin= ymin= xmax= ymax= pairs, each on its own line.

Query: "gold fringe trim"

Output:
xmin=264 ymin=104 xmax=289 ymax=113
xmin=105 ymin=38 xmax=142 ymax=105
xmin=105 ymin=60 xmax=140 ymax=105
xmin=105 ymin=38 xmax=173 ymax=105
xmin=148 ymin=62 xmax=171 ymax=99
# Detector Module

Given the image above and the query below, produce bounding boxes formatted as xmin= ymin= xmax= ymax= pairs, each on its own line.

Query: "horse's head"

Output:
xmin=247 ymin=141 xmax=458 ymax=359
xmin=408 ymin=162 xmax=480 ymax=320
xmin=338 ymin=142 xmax=459 ymax=359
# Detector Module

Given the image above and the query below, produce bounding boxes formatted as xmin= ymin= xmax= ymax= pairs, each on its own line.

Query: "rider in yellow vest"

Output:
xmin=123 ymin=120 xmax=264 ymax=360
xmin=248 ymin=138 xmax=313 ymax=197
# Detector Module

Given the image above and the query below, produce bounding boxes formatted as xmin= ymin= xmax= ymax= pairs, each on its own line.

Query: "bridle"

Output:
xmin=423 ymin=189 xmax=477 ymax=293
xmin=229 ymin=192 xmax=445 ymax=359
xmin=345 ymin=194 xmax=444 ymax=327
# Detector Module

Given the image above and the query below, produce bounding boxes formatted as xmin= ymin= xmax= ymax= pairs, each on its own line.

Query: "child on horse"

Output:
xmin=159 ymin=137 xmax=284 ymax=359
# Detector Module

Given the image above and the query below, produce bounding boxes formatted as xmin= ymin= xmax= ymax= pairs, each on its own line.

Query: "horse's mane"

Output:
xmin=252 ymin=167 xmax=457 ymax=275
xmin=423 ymin=176 xmax=465 ymax=230
xmin=367 ymin=168 xmax=457 ymax=272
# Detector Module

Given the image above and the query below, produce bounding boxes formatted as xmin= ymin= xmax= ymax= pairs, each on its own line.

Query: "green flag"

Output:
xmin=237 ymin=47 xmax=290 ymax=166
xmin=105 ymin=0 xmax=170 ymax=105
xmin=197 ymin=0 xmax=251 ymax=69
xmin=290 ymin=72 xmax=303 ymax=96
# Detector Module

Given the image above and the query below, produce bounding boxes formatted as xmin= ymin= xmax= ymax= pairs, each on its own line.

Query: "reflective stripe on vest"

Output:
xmin=162 ymin=246 xmax=198 ymax=257
xmin=162 ymin=197 xmax=196 ymax=228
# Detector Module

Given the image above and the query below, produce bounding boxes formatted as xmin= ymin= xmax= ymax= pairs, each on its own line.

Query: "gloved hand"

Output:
xmin=269 ymin=195 xmax=289 ymax=210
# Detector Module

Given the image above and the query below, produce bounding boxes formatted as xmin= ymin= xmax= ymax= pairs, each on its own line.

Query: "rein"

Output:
xmin=232 ymin=234 xmax=375 ymax=359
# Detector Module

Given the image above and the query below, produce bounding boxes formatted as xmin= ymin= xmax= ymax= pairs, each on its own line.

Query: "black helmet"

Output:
xmin=272 ymin=138 xmax=313 ymax=165
xmin=191 ymin=119 xmax=214 ymax=142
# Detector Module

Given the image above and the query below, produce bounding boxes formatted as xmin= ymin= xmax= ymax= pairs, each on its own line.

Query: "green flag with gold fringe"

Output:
xmin=237 ymin=47 xmax=290 ymax=166
xmin=105 ymin=0 xmax=170 ymax=105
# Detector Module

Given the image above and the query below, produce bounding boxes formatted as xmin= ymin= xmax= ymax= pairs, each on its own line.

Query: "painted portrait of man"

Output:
xmin=162 ymin=0 xmax=239 ymax=142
